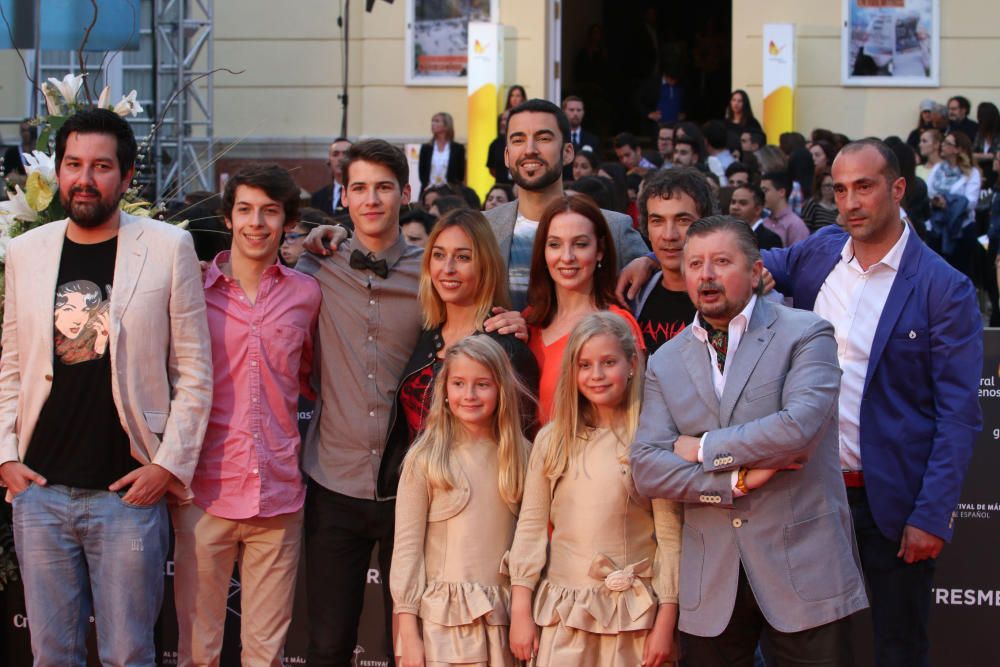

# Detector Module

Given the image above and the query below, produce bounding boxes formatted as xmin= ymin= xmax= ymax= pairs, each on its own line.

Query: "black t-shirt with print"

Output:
xmin=637 ymin=282 xmax=698 ymax=356
xmin=25 ymin=236 xmax=138 ymax=489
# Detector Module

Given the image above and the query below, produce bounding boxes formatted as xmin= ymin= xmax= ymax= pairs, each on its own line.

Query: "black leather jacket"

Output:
xmin=376 ymin=326 xmax=539 ymax=498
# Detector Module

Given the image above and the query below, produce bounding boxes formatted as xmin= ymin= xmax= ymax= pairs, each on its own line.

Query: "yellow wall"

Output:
xmin=0 ymin=1 xmax=549 ymax=157
xmin=214 ymin=0 xmax=548 ymax=152
xmin=732 ymin=1 xmax=1000 ymax=140
xmin=7 ymin=2 xmax=997 ymax=159
xmin=0 ymin=57 xmax=32 ymax=140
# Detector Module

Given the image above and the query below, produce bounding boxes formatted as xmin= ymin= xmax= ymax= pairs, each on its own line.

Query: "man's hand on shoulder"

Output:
xmin=303 ymin=224 xmax=349 ymax=256
xmin=761 ymin=267 xmax=775 ymax=294
xmin=109 ymin=463 xmax=178 ymax=506
xmin=615 ymin=255 xmax=658 ymax=303
xmin=484 ymin=306 xmax=528 ymax=341
xmin=0 ymin=461 xmax=46 ymax=496
xmin=898 ymin=524 xmax=944 ymax=564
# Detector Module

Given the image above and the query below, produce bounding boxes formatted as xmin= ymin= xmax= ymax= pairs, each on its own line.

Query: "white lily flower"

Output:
xmin=22 ymin=151 xmax=57 ymax=188
xmin=42 ymin=82 xmax=62 ymax=115
xmin=0 ymin=186 xmax=39 ymax=223
xmin=0 ymin=208 xmax=15 ymax=236
xmin=98 ymin=85 xmax=112 ymax=110
xmin=113 ymin=90 xmax=144 ymax=117
xmin=46 ymin=73 xmax=86 ymax=106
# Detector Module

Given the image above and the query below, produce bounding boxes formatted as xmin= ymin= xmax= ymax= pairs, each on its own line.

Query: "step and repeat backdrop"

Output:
xmin=3 ymin=333 xmax=1000 ymax=666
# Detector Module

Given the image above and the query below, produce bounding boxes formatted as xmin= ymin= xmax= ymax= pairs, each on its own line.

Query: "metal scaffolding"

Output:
xmin=153 ymin=0 xmax=214 ymax=202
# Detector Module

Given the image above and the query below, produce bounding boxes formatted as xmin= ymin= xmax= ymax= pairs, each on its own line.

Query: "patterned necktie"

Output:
xmin=704 ymin=321 xmax=728 ymax=373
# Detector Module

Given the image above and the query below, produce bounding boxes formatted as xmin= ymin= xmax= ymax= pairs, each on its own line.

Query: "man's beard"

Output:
xmin=511 ymin=158 xmax=563 ymax=192
xmin=60 ymin=186 xmax=122 ymax=229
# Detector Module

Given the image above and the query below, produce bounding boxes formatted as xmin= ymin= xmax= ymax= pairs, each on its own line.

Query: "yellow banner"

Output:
xmin=762 ymin=24 xmax=796 ymax=145
xmin=467 ymin=23 xmax=503 ymax=200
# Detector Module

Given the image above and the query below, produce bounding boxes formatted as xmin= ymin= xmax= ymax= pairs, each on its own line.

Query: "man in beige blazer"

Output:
xmin=0 ymin=108 xmax=212 ymax=666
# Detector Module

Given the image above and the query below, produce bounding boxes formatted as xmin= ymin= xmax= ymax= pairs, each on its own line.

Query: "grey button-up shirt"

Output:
xmin=297 ymin=234 xmax=423 ymax=500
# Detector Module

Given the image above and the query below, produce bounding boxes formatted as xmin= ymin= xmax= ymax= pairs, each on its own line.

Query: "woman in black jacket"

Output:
xmin=418 ymin=111 xmax=466 ymax=195
xmin=379 ymin=209 xmax=539 ymax=492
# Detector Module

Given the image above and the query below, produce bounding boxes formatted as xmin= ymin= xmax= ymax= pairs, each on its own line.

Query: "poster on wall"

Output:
xmin=405 ymin=0 xmax=498 ymax=86
xmin=841 ymin=0 xmax=939 ymax=87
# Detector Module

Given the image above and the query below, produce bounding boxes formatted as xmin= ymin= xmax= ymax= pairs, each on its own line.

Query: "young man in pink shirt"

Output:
xmin=171 ymin=164 xmax=321 ymax=666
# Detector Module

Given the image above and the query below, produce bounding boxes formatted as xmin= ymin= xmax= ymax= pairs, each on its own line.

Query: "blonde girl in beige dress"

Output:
xmin=391 ymin=335 xmax=532 ymax=667
xmin=509 ymin=312 xmax=682 ymax=667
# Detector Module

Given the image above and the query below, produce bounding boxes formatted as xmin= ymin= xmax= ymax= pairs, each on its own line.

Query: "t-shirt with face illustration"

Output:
xmin=25 ymin=235 xmax=137 ymax=490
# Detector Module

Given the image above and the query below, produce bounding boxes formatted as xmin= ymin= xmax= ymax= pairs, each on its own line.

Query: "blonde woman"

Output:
xmin=382 ymin=209 xmax=538 ymax=485
xmin=391 ymin=336 xmax=531 ymax=667
xmin=419 ymin=111 xmax=466 ymax=194
xmin=509 ymin=313 xmax=682 ymax=666
xmin=915 ymin=128 xmax=943 ymax=181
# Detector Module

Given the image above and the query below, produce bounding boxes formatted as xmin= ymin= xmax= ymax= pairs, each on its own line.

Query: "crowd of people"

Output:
xmin=0 ymin=85 xmax=989 ymax=667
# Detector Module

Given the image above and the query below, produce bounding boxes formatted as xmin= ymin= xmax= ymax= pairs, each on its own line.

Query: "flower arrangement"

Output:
xmin=0 ymin=73 xmax=152 ymax=263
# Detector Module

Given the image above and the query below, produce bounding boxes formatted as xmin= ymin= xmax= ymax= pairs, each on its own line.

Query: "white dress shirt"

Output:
xmin=690 ymin=294 xmax=757 ymax=399
xmin=331 ymin=181 xmax=342 ymax=211
xmin=691 ymin=295 xmax=757 ymax=495
xmin=430 ymin=143 xmax=451 ymax=185
xmin=813 ymin=221 xmax=910 ymax=471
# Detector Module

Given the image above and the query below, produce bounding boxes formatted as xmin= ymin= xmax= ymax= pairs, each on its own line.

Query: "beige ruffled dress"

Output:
xmin=509 ymin=427 xmax=682 ymax=667
xmin=391 ymin=438 xmax=519 ymax=667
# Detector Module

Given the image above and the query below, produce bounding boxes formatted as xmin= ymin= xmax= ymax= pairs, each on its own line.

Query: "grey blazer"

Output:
xmin=482 ymin=200 xmax=649 ymax=270
xmin=630 ymin=298 xmax=868 ymax=637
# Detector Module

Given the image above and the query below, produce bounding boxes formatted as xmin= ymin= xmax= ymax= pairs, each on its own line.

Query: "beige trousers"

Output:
xmin=171 ymin=503 xmax=304 ymax=667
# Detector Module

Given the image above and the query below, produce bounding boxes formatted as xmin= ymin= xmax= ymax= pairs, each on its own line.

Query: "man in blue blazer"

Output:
xmin=763 ymin=139 xmax=982 ymax=667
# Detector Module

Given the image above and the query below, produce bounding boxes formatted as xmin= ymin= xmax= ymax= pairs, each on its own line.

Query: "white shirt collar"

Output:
xmin=691 ymin=294 xmax=757 ymax=344
xmin=839 ymin=219 xmax=909 ymax=272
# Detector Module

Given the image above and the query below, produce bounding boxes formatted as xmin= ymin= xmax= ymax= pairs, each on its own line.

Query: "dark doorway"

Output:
xmin=561 ymin=0 xmax=732 ymax=156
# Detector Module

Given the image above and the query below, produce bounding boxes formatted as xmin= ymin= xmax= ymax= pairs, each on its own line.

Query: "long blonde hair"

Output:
xmin=419 ymin=208 xmax=512 ymax=330
xmin=404 ymin=336 xmax=529 ymax=504
xmin=541 ymin=312 xmax=643 ymax=480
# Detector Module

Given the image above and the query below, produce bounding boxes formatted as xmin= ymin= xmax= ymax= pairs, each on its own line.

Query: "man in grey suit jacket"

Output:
xmin=482 ymin=98 xmax=648 ymax=310
xmin=631 ymin=216 xmax=867 ymax=665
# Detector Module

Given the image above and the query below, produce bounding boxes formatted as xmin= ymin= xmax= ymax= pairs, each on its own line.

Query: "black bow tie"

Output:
xmin=349 ymin=249 xmax=389 ymax=278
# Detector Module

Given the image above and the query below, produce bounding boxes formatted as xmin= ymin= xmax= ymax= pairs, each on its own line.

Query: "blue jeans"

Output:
xmin=12 ymin=483 xmax=169 ymax=666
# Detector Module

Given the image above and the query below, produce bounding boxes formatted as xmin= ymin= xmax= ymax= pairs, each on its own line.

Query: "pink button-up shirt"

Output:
xmin=192 ymin=252 xmax=321 ymax=520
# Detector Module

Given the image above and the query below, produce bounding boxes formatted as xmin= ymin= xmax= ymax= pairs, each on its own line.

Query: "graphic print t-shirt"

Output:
xmin=25 ymin=236 xmax=138 ymax=489
xmin=508 ymin=213 xmax=539 ymax=312
xmin=637 ymin=282 xmax=698 ymax=355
